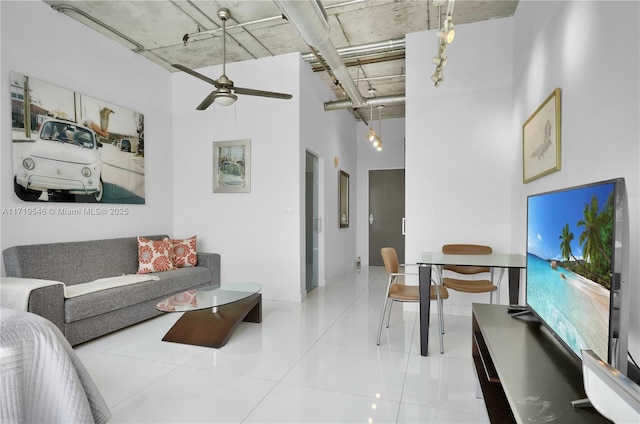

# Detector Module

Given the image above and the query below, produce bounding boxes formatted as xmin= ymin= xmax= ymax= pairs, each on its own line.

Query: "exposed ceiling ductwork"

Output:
xmin=275 ymin=0 xmax=365 ymax=109
xmin=44 ymin=0 xmax=520 ymax=121
xmin=324 ymin=95 xmax=406 ymax=112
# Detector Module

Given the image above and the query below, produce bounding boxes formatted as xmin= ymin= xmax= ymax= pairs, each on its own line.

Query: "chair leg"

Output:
xmin=376 ymin=298 xmax=390 ymax=345
xmin=439 ymin=299 xmax=445 ymax=334
xmin=385 ymin=300 xmax=394 ymax=328
xmin=437 ymin=299 xmax=445 ymax=354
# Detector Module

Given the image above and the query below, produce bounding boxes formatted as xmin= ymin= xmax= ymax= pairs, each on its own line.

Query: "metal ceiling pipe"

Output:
xmin=323 ymin=95 xmax=406 ymax=111
xmin=301 ymin=38 xmax=406 ymax=63
xmin=51 ymin=3 xmax=144 ymax=52
xmin=275 ymin=0 xmax=365 ymax=108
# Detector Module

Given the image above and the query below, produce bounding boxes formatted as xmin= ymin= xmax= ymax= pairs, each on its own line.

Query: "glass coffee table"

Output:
xmin=156 ymin=283 xmax=261 ymax=348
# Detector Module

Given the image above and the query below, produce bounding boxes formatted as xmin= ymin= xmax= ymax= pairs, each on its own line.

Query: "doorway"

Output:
xmin=369 ymin=169 xmax=405 ymax=266
xmin=305 ymin=151 xmax=319 ymax=292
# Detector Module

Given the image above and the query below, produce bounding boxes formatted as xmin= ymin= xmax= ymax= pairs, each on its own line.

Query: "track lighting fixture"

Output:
xmin=364 ymin=105 xmax=383 ymax=151
xmin=431 ymin=0 xmax=455 ymax=88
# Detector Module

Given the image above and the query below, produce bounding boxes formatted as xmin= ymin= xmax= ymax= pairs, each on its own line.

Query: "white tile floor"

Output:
xmin=74 ymin=266 xmax=490 ymax=423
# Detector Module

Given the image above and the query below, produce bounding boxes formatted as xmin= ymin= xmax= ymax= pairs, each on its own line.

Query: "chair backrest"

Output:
xmin=442 ymin=244 xmax=492 ymax=274
xmin=380 ymin=247 xmax=399 ymax=274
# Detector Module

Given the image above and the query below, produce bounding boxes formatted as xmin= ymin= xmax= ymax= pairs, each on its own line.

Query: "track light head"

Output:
xmin=431 ymin=71 xmax=444 ymax=87
xmin=437 ymin=20 xmax=455 ymax=44
xmin=433 ymin=55 xmax=448 ymax=67
xmin=366 ymin=127 xmax=378 ymax=143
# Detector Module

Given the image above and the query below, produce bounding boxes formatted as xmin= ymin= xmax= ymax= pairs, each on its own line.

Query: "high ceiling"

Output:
xmin=43 ymin=0 xmax=519 ymax=121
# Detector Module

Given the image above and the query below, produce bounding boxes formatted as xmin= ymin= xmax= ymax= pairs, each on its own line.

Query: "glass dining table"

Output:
xmin=416 ymin=251 xmax=526 ymax=356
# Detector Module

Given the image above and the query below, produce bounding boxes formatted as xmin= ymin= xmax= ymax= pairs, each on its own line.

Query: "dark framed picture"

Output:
xmin=339 ymin=170 xmax=349 ymax=228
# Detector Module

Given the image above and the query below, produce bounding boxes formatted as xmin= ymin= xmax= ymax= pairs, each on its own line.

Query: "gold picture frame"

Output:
xmin=339 ymin=170 xmax=349 ymax=228
xmin=522 ymin=88 xmax=562 ymax=183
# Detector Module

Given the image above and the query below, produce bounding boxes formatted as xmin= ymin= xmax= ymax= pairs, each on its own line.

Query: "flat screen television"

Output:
xmin=526 ymin=178 xmax=629 ymax=375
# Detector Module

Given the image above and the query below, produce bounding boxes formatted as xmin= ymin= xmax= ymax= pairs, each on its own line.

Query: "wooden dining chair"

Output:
xmin=377 ymin=247 xmax=449 ymax=353
xmin=441 ymin=244 xmax=500 ymax=303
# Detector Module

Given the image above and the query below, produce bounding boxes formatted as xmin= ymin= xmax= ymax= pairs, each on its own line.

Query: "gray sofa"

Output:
xmin=2 ymin=235 xmax=220 ymax=346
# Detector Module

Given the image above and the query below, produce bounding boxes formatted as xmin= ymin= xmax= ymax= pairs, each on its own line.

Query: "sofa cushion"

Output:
xmin=64 ymin=267 xmax=212 ymax=323
xmin=164 ymin=235 xmax=198 ymax=268
xmin=137 ymin=237 xmax=176 ymax=274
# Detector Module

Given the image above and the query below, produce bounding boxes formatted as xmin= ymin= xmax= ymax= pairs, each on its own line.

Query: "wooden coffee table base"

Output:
xmin=161 ymin=293 xmax=262 ymax=348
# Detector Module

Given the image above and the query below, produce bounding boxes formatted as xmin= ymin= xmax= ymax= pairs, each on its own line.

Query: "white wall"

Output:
xmin=405 ymin=17 xmax=515 ymax=314
xmin=510 ymin=0 xmax=640 ymax=361
xmin=299 ymin=59 xmax=358 ymax=284
xmin=171 ymin=53 xmax=303 ymax=301
xmin=0 ymin=1 xmax=174 ymax=262
xmin=171 ymin=53 xmax=357 ymax=301
xmin=356 ymin=118 xmax=406 ymax=266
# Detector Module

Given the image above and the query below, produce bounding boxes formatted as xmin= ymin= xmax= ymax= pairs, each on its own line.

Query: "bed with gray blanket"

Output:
xmin=1 ymin=308 xmax=111 ymax=423
xmin=2 ymin=235 xmax=220 ymax=346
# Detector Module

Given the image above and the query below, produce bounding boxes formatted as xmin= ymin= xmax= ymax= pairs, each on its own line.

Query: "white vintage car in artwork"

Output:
xmin=14 ymin=118 xmax=104 ymax=202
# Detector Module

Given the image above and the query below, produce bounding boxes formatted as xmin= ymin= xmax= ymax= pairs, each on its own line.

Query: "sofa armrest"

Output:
xmin=0 ymin=278 xmax=65 ymax=333
xmin=27 ymin=285 xmax=65 ymax=333
xmin=197 ymin=252 xmax=221 ymax=285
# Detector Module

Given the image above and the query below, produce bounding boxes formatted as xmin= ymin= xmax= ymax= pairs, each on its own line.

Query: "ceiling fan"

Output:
xmin=172 ymin=8 xmax=293 ymax=110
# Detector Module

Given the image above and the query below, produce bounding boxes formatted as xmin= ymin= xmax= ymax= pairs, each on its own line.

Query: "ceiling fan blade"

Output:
xmin=234 ymin=87 xmax=293 ymax=100
xmin=172 ymin=64 xmax=221 ymax=88
xmin=196 ymin=92 xmax=218 ymax=110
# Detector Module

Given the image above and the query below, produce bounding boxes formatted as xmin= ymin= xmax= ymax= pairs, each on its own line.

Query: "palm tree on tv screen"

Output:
xmin=557 ymin=192 xmax=614 ymax=289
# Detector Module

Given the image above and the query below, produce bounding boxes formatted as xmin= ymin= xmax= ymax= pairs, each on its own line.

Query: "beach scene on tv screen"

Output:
xmin=527 ymin=182 xmax=615 ymax=360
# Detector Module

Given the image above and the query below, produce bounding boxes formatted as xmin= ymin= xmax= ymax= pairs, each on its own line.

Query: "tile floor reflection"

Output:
xmin=74 ymin=266 xmax=490 ymax=423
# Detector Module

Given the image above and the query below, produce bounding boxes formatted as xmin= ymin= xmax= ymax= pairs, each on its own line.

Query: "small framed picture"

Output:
xmin=213 ymin=139 xmax=251 ymax=193
xmin=339 ymin=170 xmax=349 ymax=228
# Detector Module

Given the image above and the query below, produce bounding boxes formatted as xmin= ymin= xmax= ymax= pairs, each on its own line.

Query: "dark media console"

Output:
xmin=472 ymin=303 xmax=611 ymax=423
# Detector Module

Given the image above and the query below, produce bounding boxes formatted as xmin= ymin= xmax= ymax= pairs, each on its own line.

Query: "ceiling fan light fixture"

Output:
xmin=214 ymin=90 xmax=237 ymax=106
xmin=173 ymin=8 xmax=291 ymax=110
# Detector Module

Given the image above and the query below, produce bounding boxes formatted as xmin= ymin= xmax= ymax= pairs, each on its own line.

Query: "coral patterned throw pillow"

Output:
xmin=137 ymin=236 xmax=176 ymax=274
xmin=164 ymin=235 xmax=198 ymax=268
